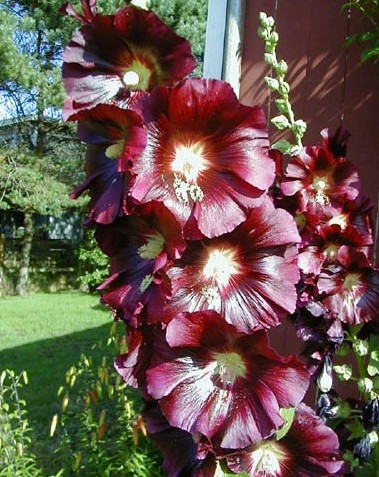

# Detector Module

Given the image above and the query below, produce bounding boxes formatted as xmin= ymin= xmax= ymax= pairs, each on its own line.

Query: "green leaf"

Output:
xmin=271 ymin=140 xmax=300 ymax=156
xmin=346 ymin=420 xmax=365 ymax=441
xmin=214 ymin=461 xmax=248 ymax=476
xmin=361 ymin=46 xmax=379 ymax=62
xmin=368 ymin=349 xmax=379 ymax=376
xmin=276 ymin=407 xmax=295 ymax=440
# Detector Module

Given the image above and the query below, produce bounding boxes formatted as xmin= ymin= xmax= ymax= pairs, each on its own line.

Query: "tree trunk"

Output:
xmin=15 ymin=211 xmax=34 ymax=296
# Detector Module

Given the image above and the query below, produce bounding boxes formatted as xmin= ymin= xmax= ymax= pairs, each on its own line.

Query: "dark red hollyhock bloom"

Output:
xmin=130 ymin=78 xmax=274 ymax=238
xmin=322 ymin=193 xmax=374 ymax=245
xmin=115 ymin=323 xmax=164 ymax=396
xmin=142 ymin=400 xmax=216 ymax=477
xmin=163 ymin=197 xmax=300 ymax=333
xmin=70 ymin=144 xmax=135 ymax=225
xmin=318 ymin=246 xmax=379 ymax=325
xmin=321 ymin=126 xmax=351 ymax=159
xmin=70 ymin=104 xmax=146 ymax=224
xmin=292 ymin=307 xmax=344 ymax=372
xmin=96 ymin=202 xmax=185 ymax=323
xmin=226 ymin=403 xmax=343 ymax=476
xmin=72 ymin=104 xmax=146 ymax=168
xmin=297 ymin=222 xmax=371 ymax=276
xmin=146 ymin=311 xmax=309 ymax=450
xmin=61 ymin=1 xmax=195 ymax=119
xmin=281 ymin=142 xmax=360 ymax=216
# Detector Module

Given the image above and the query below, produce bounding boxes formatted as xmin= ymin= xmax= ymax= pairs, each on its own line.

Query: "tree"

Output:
xmin=149 ymin=0 xmax=208 ymax=75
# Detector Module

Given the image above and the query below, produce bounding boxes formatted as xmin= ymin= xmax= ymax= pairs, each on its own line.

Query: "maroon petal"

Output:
xmin=62 ymin=5 xmax=195 ymax=117
xmin=164 ymin=197 xmax=300 ymax=332
xmin=146 ymin=311 xmax=309 ymax=449
xmin=131 ymin=79 xmax=274 ymax=238
xmin=226 ymin=404 xmax=343 ymax=476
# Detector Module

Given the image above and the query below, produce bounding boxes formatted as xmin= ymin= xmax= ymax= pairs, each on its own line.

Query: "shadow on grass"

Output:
xmin=0 ymin=321 xmax=124 ymax=432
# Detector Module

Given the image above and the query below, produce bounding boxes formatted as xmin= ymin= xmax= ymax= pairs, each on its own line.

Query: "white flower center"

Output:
xmin=250 ymin=441 xmax=287 ymax=475
xmin=123 ymin=70 xmax=140 ymax=87
xmin=172 ymin=144 xmax=206 ymax=183
xmin=201 ymin=285 xmax=221 ymax=309
xmin=328 ymin=213 xmax=348 ymax=229
xmin=171 ymin=144 xmax=207 ymax=203
xmin=203 ymin=249 xmax=238 ymax=287
xmin=312 ymin=177 xmax=330 ymax=206
xmin=105 ymin=140 xmax=126 ymax=159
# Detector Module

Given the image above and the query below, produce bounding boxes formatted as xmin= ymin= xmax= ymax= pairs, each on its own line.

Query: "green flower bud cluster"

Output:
xmin=258 ymin=11 xmax=307 ymax=152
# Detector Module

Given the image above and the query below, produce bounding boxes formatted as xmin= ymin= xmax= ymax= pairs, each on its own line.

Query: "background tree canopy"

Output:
xmin=0 ymin=0 xmax=208 ymax=294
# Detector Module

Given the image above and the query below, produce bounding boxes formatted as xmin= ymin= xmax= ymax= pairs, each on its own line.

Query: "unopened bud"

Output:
xmin=358 ymin=377 xmax=374 ymax=394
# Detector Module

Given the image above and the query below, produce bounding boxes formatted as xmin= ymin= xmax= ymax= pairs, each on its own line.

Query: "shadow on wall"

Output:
xmin=240 ymin=0 xmax=379 ymax=262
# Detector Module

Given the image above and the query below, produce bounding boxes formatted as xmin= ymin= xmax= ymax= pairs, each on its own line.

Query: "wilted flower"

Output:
xmin=226 ymin=403 xmax=343 ymax=476
xmin=362 ymin=398 xmax=379 ymax=431
xmin=146 ymin=310 xmax=309 ymax=449
xmin=353 ymin=434 xmax=372 ymax=464
xmin=130 ymin=78 xmax=274 ymax=238
xmin=163 ymin=197 xmax=300 ymax=333
xmin=61 ymin=2 xmax=195 ymax=119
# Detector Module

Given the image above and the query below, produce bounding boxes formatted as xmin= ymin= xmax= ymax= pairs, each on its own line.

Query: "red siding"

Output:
xmin=240 ymin=0 xmax=379 ymax=263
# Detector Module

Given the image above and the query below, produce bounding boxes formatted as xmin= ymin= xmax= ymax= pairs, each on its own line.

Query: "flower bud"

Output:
xmin=258 ymin=27 xmax=269 ymax=40
xmin=333 ymin=364 xmax=353 ymax=381
xmin=358 ymin=377 xmax=374 ymax=394
xmin=318 ymin=355 xmax=333 ymax=393
xmin=264 ymin=53 xmax=276 ymax=66
xmin=362 ymin=398 xmax=379 ymax=430
xmin=265 ymin=76 xmax=279 ymax=90
xmin=277 ymin=60 xmax=288 ymax=74
xmin=271 ymin=115 xmax=290 ymax=131
xmin=352 ymin=339 xmax=369 ymax=357
xmin=278 ymin=81 xmax=290 ymax=95
xmin=270 ymin=31 xmax=279 ymax=43
xmin=353 ymin=435 xmax=372 ymax=463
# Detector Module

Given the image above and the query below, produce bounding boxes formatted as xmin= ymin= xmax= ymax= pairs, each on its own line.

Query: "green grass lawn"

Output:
xmin=0 ymin=292 xmax=117 ymax=425
xmin=0 ymin=292 xmax=131 ymax=472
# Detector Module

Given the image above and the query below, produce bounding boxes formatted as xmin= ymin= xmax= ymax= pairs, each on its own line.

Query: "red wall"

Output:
xmin=240 ymin=0 xmax=379 ymax=264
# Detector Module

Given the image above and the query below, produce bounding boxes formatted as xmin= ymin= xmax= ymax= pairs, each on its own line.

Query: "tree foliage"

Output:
xmin=0 ymin=0 xmax=208 ymax=294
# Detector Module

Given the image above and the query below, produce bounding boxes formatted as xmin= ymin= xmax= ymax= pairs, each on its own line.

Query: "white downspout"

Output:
xmin=203 ymin=0 xmax=246 ymax=98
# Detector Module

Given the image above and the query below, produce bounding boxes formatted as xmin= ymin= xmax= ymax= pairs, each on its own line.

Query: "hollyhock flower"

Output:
xmin=292 ymin=307 xmax=344 ymax=369
xmin=70 ymin=104 xmax=146 ymax=224
xmin=146 ymin=310 xmax=309 ymax=449
xmin=318 ymin=246 xmax=379 ymax=325
xmin=297 ymin=222 xmax=371 ymax=275
xmin=71 ymin=104 xmax=146 ymax=168
xmin=70 ymin=144 xmax=136 ymax=224
xmin=163 ymin=197 xmax=300 ymax=333
xmin=130 ymin=78 xmax=274 ymax=238
xmin=115 ymin=324 xmax=164 ymax=395
xmin=61 ymin=2 xmax=195 ymax=119
xmin=142 ymin=401 xmax=216 ymax=477
xmin=323 ymin=193 xmax=374 ymax=246
xmin=321 ymin=126 xmax=351 ymax=158
xmin=96 ymin=202 xmax=185 ymax=322
xmin=226 ymin=403 xmax=343 ymax=476
xmin=281 ymin=142 xmax=360 ymax=216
